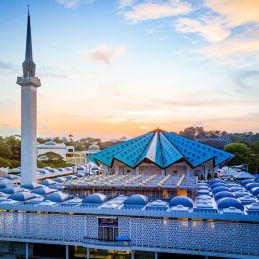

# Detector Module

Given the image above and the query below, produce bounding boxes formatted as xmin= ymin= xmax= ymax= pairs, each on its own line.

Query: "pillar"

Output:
xmin=204 ymin=165 xmax=209 ymax=179
xmin=131 ymin=250 xmax=135 ymax=259
xmin=155 ymin=252 xmax=158 ymax=259
xmin=66 ymin=245 xmax=69 ymax=259
xmin=136 ymin=166 xmax=140 ymax=175
xmin=186 ymin=166 xmax=191 ymax=177
xmin=86 ymin=247 xmax=90 ymax=259
xmin=115 ymin=163 xmax=119 ymax=175
xmin=25 ymin=242 xmax=29 ymax=259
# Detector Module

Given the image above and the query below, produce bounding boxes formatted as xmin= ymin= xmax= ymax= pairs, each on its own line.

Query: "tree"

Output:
xmin=38 ymin=152 xmax=63 ymax=162
xmin=37 ymin=152 xmax=69 ymax=168
xmin=68 ymin=134 xmax=74 ymax=142
xmin=248 ymin=141 xmax=259 ymax=173
xmin=224 ymin=143 xmax=251 ymax=166
xmin=179 ymin=127 xmax=196 ymax=139
xmin=9 ymin=160 xmax=20 ymax=169
xmin=37 ymin=137 xmax=46 ymax=144
xmin=5 ymin=136 xmax=21 ymax=160
xmin=0 ymin=157 xmax=11 ymax=168
xmin=37 ymin=160 xmax=47 ymax=168
xmin=75 ymin=143 xmax=84 ymax=151
xmin=53 ymin=137 xmax=62 ymax=143
xmin=0 ymin=143 xmax=13 ymax=159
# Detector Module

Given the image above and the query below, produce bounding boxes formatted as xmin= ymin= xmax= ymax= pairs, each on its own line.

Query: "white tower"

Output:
xmin=17 ymin=8 xmax=41 ymax=185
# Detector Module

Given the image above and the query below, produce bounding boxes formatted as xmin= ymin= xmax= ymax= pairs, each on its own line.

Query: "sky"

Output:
xmin=0 ymin=0 xmax=259 ymax=140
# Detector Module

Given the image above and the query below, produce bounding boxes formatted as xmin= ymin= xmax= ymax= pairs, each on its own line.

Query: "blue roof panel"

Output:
xmin=114 ymin=132 xmax=154 ymax=167
xmin=90 ymin=129 xmax=234 ymax=169
xmin=159 ymin=132 xmax=183 ymax=167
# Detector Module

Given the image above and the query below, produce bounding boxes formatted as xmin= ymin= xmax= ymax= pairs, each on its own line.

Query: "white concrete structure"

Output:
xmin=37 ymin=141 xmax=74 ymax=159
xmin=17 ymin=10 xmax=41 ymax=185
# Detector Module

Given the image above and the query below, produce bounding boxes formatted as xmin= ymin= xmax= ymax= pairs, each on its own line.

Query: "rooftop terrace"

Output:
xmin=0 ymin=176 xmax=258 ymax=221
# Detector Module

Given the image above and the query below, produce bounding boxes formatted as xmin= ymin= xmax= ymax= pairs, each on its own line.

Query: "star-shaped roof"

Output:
xmin=89 ymin=129 xmax=234 ymax=169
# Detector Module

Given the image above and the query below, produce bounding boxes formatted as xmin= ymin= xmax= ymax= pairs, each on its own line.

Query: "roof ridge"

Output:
xmin=157 ymin=131 xmax=165 ymax=168
xmin=133 ymin=131 xmax=156 ymax=167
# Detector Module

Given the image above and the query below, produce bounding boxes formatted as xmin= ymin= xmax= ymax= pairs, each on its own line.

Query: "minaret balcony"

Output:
xmin=17 ymin=76 xmax=41 ymax=87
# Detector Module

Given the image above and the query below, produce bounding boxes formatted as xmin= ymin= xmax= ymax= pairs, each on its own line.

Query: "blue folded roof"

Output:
xmin=89 ymin=129 xmax=234 ymax=169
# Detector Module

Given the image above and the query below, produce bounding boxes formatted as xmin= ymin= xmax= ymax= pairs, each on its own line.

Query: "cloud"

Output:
xmin=0 ymin=61 xmax=18 ymax=71
xmin=175 ymin=16 xmax=230 ymax=42
xmin=86 ymin=45 xmax=126 ymax=64
xmin=234 ymin=70 xmax=259 ymax=92
xmin=119 ymin=0 xmax=193 ymax=22
xmin=173 ymin=0 xmax=259 ymax=66
xmin=205 ymin=0 xmax=259 ymax=28
xmin=0 ymin=123 xmax=11 ymax=129
xmin=117 ymin=0 xmax=136 ymax=9
xmin=39 ymin=65 xmax=70 ymax=78
xmin=196 ymin=30 xmax=259 ymax=66
xmin=56 ymin=0 xmax=94 ymax=9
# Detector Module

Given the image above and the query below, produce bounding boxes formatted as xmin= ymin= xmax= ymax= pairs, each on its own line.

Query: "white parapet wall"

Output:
xmin=0 ymin=211 xmax=258 ymax=257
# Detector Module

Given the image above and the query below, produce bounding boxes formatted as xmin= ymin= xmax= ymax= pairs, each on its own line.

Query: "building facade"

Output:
xmin=37 ymin=141 xmax=74 ymax=159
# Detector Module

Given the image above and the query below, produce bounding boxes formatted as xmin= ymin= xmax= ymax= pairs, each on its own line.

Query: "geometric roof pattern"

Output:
xmin=89 ymin=129 xmax=234 ymax=169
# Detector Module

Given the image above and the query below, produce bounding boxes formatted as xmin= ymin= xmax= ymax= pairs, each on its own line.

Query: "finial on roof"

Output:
xmin=22 ymin=6 xmax=36 ymax=77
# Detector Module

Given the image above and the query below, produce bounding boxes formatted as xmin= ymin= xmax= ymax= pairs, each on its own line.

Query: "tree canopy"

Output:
xmin=224 ymin=143 xmax=251 ymax=166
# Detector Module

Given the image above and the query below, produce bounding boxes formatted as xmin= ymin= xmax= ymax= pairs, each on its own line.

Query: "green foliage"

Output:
xmin=75 ymin=143 xmax=84 ymax=151
xmin=37 ymin=152 xmax=70 ymax=168
xmin=37 ymin=137 xmax=46 ymax=144
xmin=37 ymin=160 xmax=47 ymax=168
xmin=53 ymin=137 xmax=62 ymax=143
xmin=5 ymin=136 xmax=21 ymax=160
xmin=9 ymin=160 xmax=20 ymax=168
xmin=0 ymin=143 xmax=13 ymax=159
xmin=38 ymin=152 xmax=63 ymax=161
xmin=224 ymin=143 xmax=251 ymax=166
xmin=0 ymin=157 xmax=11 ymax=168
xmin=248 ymin=141 xmax=259 ymax=173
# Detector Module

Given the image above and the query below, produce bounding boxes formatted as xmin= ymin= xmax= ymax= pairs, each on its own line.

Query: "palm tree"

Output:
xmin=68 ymin=134 xmax=73 ymax=142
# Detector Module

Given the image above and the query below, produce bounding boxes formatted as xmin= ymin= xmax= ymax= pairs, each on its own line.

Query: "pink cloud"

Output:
xmin=86 ymin=44 xmax=126 ymax=64
xmin=121 ymin=0 xmax=193 ymax=22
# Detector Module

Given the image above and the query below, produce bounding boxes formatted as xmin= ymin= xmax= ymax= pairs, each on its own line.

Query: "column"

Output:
xmin=131 ymin=250 xmax=135 ymax=259
xmin=66 ymin=245 xmax=69 ymax=259
xmin=161 ymin=169 xmax=165 ymax=176
xmin=21 ymin=86 xmax=37 ymax=184
xmin=204 ymin=165 xmax=209 ymax=180
xmin=115 ymin=163 xmax=119 ymax=175
xmin=25 ymin=242 xmax=29 ymax=259
xmin=136 ymin=166 xmax=140 ymax=175
xmin=155 ymin=252 xmax=158 ymax=259
xmin=186 ymin=166 xmax=191 ymax=177
xmin=86 ymin=247 xmax=90 ymax=259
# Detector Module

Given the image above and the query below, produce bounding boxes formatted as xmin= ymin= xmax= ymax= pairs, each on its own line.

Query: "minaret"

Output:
xmin=17 ymin=7 xmax=41 ymax=185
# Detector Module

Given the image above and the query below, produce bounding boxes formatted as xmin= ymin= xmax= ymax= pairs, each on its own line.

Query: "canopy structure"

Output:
xmin=89 ymin=129 xmax=234 ymax=169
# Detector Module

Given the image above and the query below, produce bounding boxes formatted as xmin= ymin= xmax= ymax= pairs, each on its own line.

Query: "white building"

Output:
xmin=37 ymin=141 xmax=74 ymax=159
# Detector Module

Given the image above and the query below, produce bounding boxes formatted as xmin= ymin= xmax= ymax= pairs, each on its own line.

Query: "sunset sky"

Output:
xmin=0 ymin=0 xmax=259 ymax=140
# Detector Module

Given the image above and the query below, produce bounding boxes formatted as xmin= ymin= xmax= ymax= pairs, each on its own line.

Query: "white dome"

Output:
xmin=44 ymin=141 xmax=57 ymax=146
xmin=89 ymin=143 xmax=100 ymax=151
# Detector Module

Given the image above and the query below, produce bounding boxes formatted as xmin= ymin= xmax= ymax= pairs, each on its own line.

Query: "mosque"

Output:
xmin=0 ymin=9 xmax=258 ymax=259
xmin=89 ymin=128 xmax=233 ymax=177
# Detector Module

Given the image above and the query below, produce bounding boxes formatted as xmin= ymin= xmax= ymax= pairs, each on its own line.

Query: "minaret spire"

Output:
xmin=22 ymin=5 xmax=36 ymax=77
xmin=17 ymin=8 xmax=41 ymax=185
